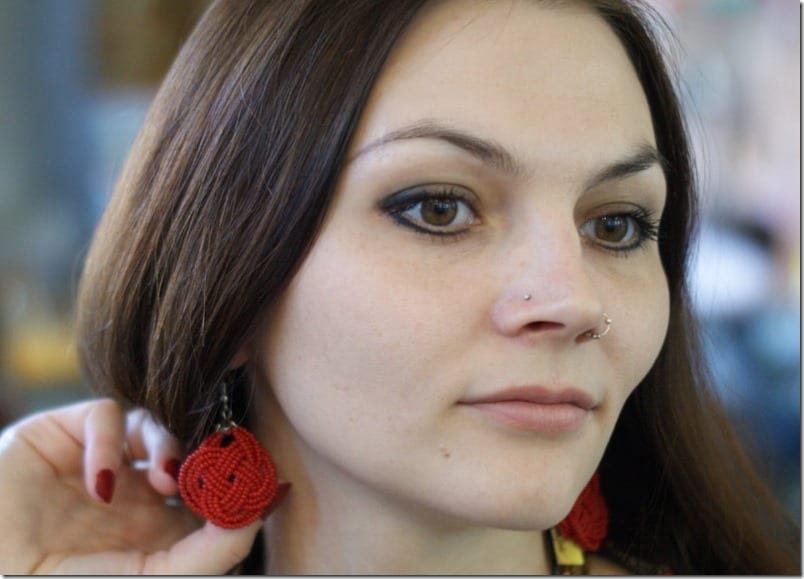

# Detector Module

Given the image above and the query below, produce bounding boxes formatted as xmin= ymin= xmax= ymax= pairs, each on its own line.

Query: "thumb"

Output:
xmin=142 ymin=481 xmax=291 ymax=573
xmin=46 ymin=519 xmax=262 ymax=574
xmin=141 ymin=519 xmax=263 ymax=574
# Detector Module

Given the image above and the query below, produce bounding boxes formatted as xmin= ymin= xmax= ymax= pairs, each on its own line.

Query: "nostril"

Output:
xmin=524 ymin=321 xmax=563 ymax=332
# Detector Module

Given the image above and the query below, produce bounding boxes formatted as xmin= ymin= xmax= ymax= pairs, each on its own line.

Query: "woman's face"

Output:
xmin=258 ymin=0 xmax=669 ymax=529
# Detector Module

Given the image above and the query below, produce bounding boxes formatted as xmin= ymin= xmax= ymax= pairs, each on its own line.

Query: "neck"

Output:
xmin=260 ymin=449 xmax=552 ymax=574
xmin=252 ymin=386 xmax=553 ymax=574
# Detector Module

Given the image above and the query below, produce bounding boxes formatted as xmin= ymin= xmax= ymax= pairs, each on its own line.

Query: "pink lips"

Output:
xmin=459 ymin=386 xmax=594 ymax=433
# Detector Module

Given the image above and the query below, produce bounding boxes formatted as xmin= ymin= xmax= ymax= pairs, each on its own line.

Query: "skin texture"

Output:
xmin=254 ymin=0 xmax=669 ymax=573
xmin=0 ymin=0 xmax=670 ymax=574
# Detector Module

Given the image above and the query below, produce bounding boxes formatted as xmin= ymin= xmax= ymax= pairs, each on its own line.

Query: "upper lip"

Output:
xmin=459 ymin=385 xmax=596 ymax=410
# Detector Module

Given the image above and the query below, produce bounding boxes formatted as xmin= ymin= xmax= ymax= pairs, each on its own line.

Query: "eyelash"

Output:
xmin=380 ymin=187 xmax=661 ymax=254
xmin=380 ymin=185 xmax=479 ymax=240
xmin=578 ymin=206 xmax=661 ymax=255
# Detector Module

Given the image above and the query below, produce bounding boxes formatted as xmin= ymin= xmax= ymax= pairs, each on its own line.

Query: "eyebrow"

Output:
xmin=348 ymin=120 xmax=667 ymax=188
xmin=581 ymin=142 xmax=668 ymax=192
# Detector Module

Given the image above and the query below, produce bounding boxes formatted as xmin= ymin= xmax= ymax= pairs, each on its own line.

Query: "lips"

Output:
xmin=458 ymin=385 xmax=595 ymax=433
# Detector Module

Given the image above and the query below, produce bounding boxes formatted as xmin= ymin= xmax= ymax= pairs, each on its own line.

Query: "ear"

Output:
xmin=230 ymin=343 xmax=254 ymax=369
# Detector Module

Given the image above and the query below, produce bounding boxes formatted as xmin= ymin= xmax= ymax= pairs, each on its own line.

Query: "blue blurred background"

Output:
xmin=0 ymin=0 xmax=799 ymax=521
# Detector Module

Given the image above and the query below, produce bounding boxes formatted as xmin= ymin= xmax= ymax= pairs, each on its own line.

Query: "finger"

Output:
xmin=11 ymin=398 xmax=127 ymax=503
xmin=82 ymin=399 xmax=126 ymax=504
xmin=124 ymin=409 xmax=184 ymax=496
xmin=141 ymin=519 xmax=263 ymax=574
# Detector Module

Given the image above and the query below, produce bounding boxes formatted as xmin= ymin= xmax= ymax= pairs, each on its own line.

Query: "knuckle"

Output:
xmin=92 ymin=397 xmax=124 ymax=418
xmin=126 ymin=407 xmax=149 ymax=430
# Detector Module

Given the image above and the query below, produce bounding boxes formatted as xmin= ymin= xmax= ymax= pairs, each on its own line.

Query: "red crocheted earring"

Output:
xmin=178 ymin=383 xmax=284 ymax=529
xmin=556 ymin=471 xmax=609 ymax=552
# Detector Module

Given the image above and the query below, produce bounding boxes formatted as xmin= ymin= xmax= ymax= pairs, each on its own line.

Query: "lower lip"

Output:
xmin=463 ymin=401 xmax=589 ymax=433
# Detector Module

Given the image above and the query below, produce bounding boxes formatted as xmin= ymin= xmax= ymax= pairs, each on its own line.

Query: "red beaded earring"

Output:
xmin=556 ymin=471 xmax=609 ymax=552
xmin=178 ymin=383 xmax=287 ymax=529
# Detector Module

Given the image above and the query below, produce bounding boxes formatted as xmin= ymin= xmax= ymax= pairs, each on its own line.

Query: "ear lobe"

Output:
xmin=230 ymin=344 xmax=253 ymax=369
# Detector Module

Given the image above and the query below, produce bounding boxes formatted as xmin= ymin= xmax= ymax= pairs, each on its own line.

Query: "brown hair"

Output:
xmin=76 ymin=0 xmax=799 ymax=573
xmin=591 ymin=2 xmax=799 ymax=572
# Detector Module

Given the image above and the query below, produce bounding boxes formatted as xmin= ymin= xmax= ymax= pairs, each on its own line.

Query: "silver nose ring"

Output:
xmin=585 ymin=314 xmax=612 ymax=340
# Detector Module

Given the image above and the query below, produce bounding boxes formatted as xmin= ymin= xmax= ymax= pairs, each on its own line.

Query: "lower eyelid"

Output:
xmin=578 ymin=215 xmax=656 ymax=251
xmin=389 ymin=214 xmax=473 ymax=241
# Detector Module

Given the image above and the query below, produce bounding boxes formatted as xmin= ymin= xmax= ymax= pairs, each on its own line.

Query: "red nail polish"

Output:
xmin=95 ymin=469 xmax=115 ymax=503
xmin=262 ymin=482 xmax=292 ymax=518
xmin=164 ymin=458 xmax=182 ymax=481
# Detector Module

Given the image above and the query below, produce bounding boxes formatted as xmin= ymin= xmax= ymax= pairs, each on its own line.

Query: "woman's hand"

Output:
xmin=0 ymin=399 xmax=265 ymax=574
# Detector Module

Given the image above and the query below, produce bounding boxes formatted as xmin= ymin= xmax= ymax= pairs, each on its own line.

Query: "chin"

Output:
xmin=418 ymin=484 xmax=578 ymax=532
xmin=475 ymin=502 xmax=574 ymax=532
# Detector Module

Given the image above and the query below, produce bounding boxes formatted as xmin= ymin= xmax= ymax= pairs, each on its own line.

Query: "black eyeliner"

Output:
xmin=379 ymin=184 xmax=479 ymax=239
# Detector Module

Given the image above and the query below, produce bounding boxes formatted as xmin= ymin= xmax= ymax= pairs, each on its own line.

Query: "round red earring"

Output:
xmin=178 ymin=386 xmax=281 ymax=529
xmin=556 ymin=471 xmax=609 ymax=552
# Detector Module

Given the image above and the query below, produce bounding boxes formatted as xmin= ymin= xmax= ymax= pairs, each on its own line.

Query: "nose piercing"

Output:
xmin=586 ymin=314 xmax=612 ymax=340
xmin=523 ymin=293 xmax=532 ymax=301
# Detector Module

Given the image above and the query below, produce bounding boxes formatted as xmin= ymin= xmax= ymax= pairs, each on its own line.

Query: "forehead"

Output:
xmin=350 ymin=0 xmax=656 ymax=172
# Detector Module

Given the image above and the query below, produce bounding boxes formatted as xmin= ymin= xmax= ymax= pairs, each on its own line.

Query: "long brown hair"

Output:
xmin=76 ymin=0 xmax=799 ymax=573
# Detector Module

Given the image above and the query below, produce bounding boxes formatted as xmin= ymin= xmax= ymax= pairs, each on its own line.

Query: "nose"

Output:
xmin=490 ymin=224 xmax=605 ymax=344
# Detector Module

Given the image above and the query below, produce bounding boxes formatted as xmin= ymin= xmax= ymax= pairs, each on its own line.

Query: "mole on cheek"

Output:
xmin=439 ymin=446 xmax=451 ymax=459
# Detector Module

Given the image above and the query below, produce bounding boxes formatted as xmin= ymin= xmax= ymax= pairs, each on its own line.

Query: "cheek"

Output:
xmin=608 ymin=262 xmax=670 ymax=401
xmin=260 ymin=235 xmax=461 ymax=445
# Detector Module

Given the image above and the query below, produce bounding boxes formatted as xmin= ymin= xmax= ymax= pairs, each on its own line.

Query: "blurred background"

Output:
xmin=0 ymin=0 xmax=799 ymax=521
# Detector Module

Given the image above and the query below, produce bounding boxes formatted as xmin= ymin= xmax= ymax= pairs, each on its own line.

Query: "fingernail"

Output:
xmin=274 ymin=481 xmax=292 ymax=504
xmin=164 ymin=458 xmax=182 ymax=481
xmin=95 ymin=469 xmax=115 ymax=504
xmin=263 ymin=482 xmax=292 ymax=519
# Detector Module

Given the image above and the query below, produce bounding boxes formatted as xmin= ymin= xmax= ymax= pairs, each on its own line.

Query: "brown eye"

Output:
xmin=579 ymin=211 xmax=653 ymax=252
xmin=594 ymin=216 xmax=630 ymax=243
xmin=421 ymin=198 xmax=458 ymax=226
xmin=388 ymin=192 xmax=478 ymax=236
